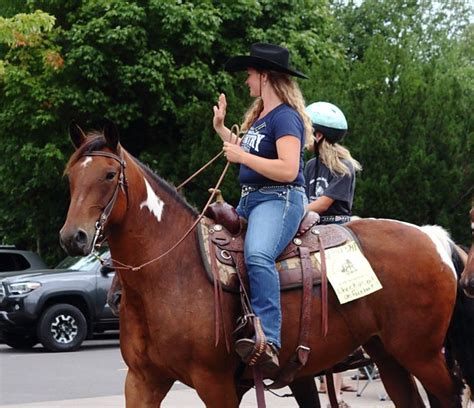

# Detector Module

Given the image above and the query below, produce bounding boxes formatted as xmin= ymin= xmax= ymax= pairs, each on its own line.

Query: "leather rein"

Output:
xmin=88 ymin=126 xmax=239 ymax=271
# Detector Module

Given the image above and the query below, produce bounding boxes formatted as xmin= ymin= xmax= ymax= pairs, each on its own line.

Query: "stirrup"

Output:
xmin=235 ymin=338 xmax=279 ymax=373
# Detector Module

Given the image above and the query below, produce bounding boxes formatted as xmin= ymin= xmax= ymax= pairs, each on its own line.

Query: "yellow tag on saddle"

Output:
xmin=314 ymin=241 xmax=382 ymax=304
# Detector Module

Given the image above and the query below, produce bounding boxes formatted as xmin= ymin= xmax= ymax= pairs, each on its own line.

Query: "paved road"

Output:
xmin=3 ymin=338 xmax=470 ymax=407
xmin=0 ymin=337 xmax=392 ymax=407
xmin=0 ymin=336 xmax=125 ymax=405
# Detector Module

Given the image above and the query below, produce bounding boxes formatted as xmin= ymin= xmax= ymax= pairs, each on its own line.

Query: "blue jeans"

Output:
xmin=236 ymin=185 xmax=306 ymax=348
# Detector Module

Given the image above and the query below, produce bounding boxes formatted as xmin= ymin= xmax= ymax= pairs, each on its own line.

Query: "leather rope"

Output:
xmin=317 ymin=232 xmax=329 ymax=336
xmin=176 ymin=150 xmax=223 ymax=190
xmin=176 ymin=123 xmax=241 ymax=190
xmin=232 ymin=251 xmax=269 ymax=408
xmin=209 ymin=233 xmax=230 ymax=352
xmin=96 ymin=125 xmax=241 ymax=272
xmin=107 ymin=161 xmax=230 ymax=271
xmin=326 ymin=370 xmax=339 ymax=408
xmin=268 ymin=246 xmax=313 ymax=389
xmin=253 ymin=367 xmax=267 ymax=408
xmin=296 ymin=246 xmax=313 ymax=365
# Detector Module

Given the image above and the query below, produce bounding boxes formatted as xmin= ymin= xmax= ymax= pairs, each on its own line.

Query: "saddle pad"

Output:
xmin=197 ymin=217 xmax=372 ymax=296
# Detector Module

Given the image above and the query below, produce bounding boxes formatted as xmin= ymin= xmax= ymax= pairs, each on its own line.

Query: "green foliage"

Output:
xmin=0 ymin=7 xmax=66 ymax=263
xmin=304 ymin=0 xmax=473 ymax=243
xmin=0 ymin=9 xmax=55 ymax=47
xmin=0 ymin=0 xmax=338 ymax=263
xmin=0 ymin=0 xmax=472 ymax=264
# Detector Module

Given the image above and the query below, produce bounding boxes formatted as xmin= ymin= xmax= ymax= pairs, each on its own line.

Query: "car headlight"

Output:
xmin=7 ymin=282 xmax=41 ymax=295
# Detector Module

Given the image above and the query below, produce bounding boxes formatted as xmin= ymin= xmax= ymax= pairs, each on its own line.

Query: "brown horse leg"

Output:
xmin=124 ymin=369 xmax=174 ymax=407
xmin=403 ymin=352 xmax=462 ymax=408
xmin=193 ymin=370 xmax=240 ymax=408
xmin=364 ymin=337 xmax=425 ymax=407
xmin=289 ymin=376 xmax=322 ymax=408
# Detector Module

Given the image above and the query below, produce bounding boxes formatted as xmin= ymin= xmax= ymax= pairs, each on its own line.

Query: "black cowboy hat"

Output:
xmin=225 ymin=43 xmax=308 ymax=79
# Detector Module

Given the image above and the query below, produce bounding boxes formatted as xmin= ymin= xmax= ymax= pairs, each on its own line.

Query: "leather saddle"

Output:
xmin=198 ymin=191 xmax=361 ymax=390
xmin=198 ymin=193 xmax=358 ymax=293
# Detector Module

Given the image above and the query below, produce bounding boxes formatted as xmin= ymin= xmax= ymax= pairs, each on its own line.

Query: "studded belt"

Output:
xmin=241 ymin=184 xmax=305 ymax=197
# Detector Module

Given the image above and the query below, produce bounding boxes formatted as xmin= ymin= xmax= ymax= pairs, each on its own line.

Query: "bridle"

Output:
xmin=83 ymin=151 xmax=128 ymax=250
xmin=81 ymin=125 xmax=239 ymax=272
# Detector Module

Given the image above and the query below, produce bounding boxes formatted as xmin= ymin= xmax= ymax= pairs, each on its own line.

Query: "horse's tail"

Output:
xmin=446 ymin=243 xmax=474 ymax=393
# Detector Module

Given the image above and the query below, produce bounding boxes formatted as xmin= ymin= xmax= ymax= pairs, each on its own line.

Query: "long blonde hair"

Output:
xmin=318 ymin=139 xmax=362 ymax=176
xmin=240 ymin=71 xmax=313 ymax=146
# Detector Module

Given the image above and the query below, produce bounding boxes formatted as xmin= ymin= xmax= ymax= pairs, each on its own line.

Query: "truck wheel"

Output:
xmin=37 ymin=304 xmax=87 ymax=352
xmin=3 ymin=333 xmax=38 ymax=349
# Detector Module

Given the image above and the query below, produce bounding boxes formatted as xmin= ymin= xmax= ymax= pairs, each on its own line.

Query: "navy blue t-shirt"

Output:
xmin=239 ymin=104 xmax=305 ymax=186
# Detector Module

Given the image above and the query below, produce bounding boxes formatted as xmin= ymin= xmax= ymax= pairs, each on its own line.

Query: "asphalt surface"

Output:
xmin=0 ymin=375 xmax=396 ymax=407
xmin=1 ymin=338 xmax=472 ymax=407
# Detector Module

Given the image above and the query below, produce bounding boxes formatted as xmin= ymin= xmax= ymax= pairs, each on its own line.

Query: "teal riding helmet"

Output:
xmin=305 ymin=101 xmax=348 ymax=144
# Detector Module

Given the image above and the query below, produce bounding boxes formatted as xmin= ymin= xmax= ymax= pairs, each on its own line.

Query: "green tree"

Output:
xmin=0 ymin=0 xmax=339 ymax=263
xmin=0 ymin=8 xmax=66 ymax=264
xmin=303 ymin=0 xmax=473 ymax=243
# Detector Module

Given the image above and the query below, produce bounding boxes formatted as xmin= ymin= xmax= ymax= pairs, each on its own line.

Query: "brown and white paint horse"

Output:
xmin=60 ymin=123 xmax=472 ymax=407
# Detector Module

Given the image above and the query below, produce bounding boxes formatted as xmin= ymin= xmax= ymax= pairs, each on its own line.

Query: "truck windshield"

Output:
xmin=55 ymin=248 xmax=110 ymax=270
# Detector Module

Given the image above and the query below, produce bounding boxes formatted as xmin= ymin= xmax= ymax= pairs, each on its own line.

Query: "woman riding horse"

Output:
xmin=60 ymin=122 xmax=473 ymax=407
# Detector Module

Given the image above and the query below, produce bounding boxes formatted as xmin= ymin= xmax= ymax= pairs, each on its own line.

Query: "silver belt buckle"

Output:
xmin=241 ymin=186 xmax=251 ymax=197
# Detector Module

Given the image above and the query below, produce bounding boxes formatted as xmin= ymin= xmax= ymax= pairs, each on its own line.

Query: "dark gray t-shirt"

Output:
xmin=304 ymin=157 xmax=355 ymax=216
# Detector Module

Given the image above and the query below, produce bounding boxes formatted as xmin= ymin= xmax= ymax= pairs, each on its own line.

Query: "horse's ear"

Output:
xmin=103 ymin=119 xmax=120 ymax=150
xmin=69 ymin=121 xmax=86 ymax=149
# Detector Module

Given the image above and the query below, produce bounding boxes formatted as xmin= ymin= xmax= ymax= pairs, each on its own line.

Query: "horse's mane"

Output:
xmin=64 ymin=132 xmax=198 ymax=216
xmin=135 ymin=160 xmax=198 ymax=216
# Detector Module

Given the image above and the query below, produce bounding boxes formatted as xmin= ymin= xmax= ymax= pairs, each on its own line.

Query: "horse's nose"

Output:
xmin=60 ymin=228 xmax=91 ymax=256
xmin=74 ymin=229 xmax=88 ymax=246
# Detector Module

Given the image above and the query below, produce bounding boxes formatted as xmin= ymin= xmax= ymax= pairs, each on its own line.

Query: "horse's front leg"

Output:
xmin=192 ymin=368 xmax=240 ymax=408
xmin=125 ymin=368 xmax=174 ymax=407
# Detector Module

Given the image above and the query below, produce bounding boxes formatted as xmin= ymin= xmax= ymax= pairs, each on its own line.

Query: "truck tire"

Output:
xmin=3 ymin=333 xmax=38 ymax=349
xmin=37 ymin=304 xmax=87 ymax=352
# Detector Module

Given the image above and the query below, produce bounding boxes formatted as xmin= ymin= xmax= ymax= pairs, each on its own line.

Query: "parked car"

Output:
xmin=0 ymin=245 xmax=48 ymax=280
xmin=0 ymin=248 xmax=118 ymax=352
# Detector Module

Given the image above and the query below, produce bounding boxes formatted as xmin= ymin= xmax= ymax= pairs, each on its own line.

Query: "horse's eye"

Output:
xmin=106 ymin=171 xmax=117 ymax=180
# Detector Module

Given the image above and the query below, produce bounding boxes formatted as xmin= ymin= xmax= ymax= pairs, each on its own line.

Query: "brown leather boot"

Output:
xmin=234 ymin=338 xmax=279 ymax=373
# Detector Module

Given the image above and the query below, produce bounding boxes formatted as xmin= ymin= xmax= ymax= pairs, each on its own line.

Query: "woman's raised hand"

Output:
xmin=213 ymin=93 xmax=227 ymax=132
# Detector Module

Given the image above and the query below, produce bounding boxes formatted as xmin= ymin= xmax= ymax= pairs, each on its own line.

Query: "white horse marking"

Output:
xmin=419 ymin=224 xmax=456 ymax=278
xmin=372 ymin=218 xmax=457 ymax=278
xmin=81 ymin=157 xmax=92 ymax=168
xmin=140 ymin=178 xmax=164 ymax=222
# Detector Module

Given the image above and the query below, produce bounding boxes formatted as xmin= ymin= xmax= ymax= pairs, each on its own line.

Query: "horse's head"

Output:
xmin=60 ymin=121 xmax=128 ymax=256
xmin=460 ymin=207 xmax=474 ymax=298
